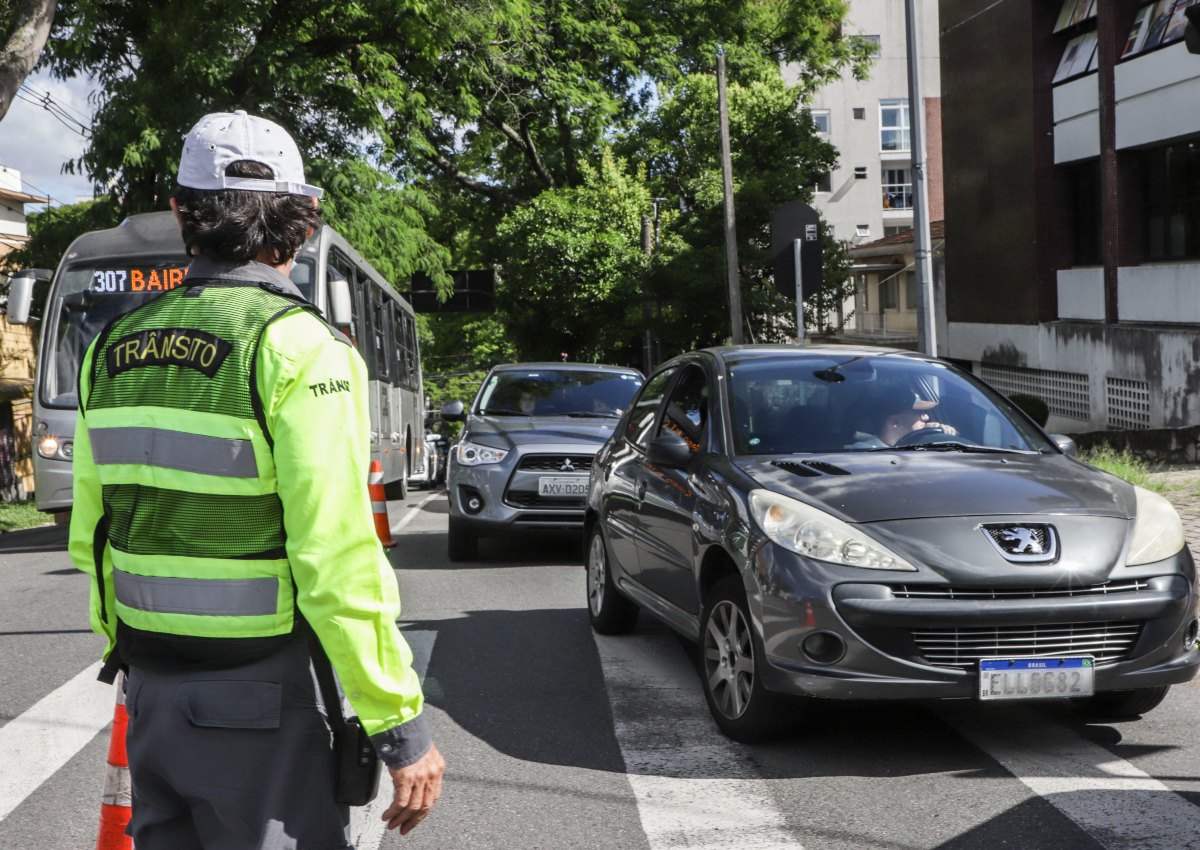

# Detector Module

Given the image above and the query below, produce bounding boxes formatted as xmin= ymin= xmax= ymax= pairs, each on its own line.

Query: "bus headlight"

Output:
xmin=37 ymin=435 xmax=73 ymax=461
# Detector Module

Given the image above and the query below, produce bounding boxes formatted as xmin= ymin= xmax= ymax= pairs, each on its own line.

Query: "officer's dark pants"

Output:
xmin=124 ymin=639 xmax=352 ymax=850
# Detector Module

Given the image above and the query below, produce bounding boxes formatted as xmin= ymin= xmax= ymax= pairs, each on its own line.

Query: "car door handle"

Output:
xmin=636 ymin=480 xmax=648 ymax=501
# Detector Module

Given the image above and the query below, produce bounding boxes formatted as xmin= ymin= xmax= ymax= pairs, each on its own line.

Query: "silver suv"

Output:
xmin=441 ymin=362 xmax=643 ymax=561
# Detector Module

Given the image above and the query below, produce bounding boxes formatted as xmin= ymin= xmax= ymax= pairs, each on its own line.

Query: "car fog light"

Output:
xmin=1185 ymin=618 xmax=1199 ymax=650
xmin=460 ymin=487 xmax=484 ymax=515
xmin=801 ymin=631 xmax=846 ymax=665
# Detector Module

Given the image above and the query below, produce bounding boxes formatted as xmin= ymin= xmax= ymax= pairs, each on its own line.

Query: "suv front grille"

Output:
xmin=505 ymin=492 xmax=586 ymax=509
xmin=892 ymin=580 xmax=1150 ymax=600
xmin=912 ymin=621 xmax=1142 ymax=670
xmin=517 ymin=454 xmax=595 ymax=472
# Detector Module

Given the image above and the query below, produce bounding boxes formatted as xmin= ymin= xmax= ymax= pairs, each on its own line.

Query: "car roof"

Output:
xmin=490 ymin=362 xmax=642 ymax=375
xmin=695 ymin=344 xmax=938 ymax=367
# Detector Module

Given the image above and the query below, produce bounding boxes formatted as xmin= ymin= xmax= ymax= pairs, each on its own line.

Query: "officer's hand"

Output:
xmin=382 ymin=744 xmax=445 ymax=834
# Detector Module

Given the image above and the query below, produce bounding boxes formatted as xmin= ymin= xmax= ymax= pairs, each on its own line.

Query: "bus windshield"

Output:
xmin=42 ymin=256 xmax=318 ymax=408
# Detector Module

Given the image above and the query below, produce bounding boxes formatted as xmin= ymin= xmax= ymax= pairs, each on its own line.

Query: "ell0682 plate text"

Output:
xmin=979 ymin=657 xmax=1095 ymax=700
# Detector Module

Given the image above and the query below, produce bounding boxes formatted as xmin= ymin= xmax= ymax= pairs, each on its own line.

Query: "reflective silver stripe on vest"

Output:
xmin=90 ymin=427 xmax=259 ymax=478
xmin=113 ymin=569 xmax=279 ymax=616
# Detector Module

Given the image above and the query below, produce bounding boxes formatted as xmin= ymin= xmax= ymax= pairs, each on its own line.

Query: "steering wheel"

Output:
xmin=892 ymin=426 xmax=947 ymax=447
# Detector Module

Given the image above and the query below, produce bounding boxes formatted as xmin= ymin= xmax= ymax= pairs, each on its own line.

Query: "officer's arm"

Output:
xmin=68 ymin=340 xmax=117 ymax=658
xmin=260 ymin=314 xmax=431 ymax=767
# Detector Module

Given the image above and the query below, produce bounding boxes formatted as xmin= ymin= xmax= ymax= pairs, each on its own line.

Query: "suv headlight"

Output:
xmin=1126 ymin=485 xmax=1185 ymax=566
xmin=455 ymin=440 xmax=508 ymax=467
xmin=749 ymin=489 xmax=916 ymax=571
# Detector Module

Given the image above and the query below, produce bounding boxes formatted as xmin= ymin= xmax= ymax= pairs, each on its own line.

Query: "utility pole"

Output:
xmin=641 ymin=215 xmax=654 ymax=374
xmin=905 ymin=0 xmax=937 ymax=356
xmin=717 ymin=47 xmax=744 ymax=345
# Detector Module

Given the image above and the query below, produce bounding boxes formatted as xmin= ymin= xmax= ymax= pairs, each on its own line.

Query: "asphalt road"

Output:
xmin=2 ymin=493 xmax=1199 ymax=849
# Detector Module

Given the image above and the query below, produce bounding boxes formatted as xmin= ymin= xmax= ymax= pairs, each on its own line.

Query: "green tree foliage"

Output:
xmin=495 ymin=154 xmax=648 ymax=364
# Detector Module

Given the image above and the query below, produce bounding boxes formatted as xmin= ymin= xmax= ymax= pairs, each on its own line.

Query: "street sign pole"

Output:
xmin=793 ymin=238 xmax=805 ymax=346
xmin=717 ymin=48 xmax=744 ymax=345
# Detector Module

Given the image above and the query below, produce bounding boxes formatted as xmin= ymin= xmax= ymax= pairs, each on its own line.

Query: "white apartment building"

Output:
xmin=0 ymin=166 xmax=46 ymax=262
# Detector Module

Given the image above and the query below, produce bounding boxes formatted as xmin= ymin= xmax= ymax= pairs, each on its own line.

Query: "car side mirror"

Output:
xmin=646 ymin=433 xmax=693 ymax=468
xmin=1050 ymin=434 xmax=1077 ymax=457
xmin=328 ymin=275 xmax=353 ymax=326
xmin=6 ymin=268 xmax=51 ymax=324
xmin=441 ymin=400 xmax=466 ymax=423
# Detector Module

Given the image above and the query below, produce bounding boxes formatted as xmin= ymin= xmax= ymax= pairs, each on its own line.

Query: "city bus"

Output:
xmin=7 ymin=211 xmax=427 ymax=514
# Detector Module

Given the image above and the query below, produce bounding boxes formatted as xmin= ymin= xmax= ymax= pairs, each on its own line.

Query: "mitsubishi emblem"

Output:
xmin=559 ymin=458 xmax=576 ymax=472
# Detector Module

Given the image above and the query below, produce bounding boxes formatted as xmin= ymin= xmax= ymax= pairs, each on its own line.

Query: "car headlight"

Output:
xmin=37 ymin=435 xmax=73 ymax=461
xmin=748 ymin=489 xmax=916 ymax=571
xmin=455 ymin=440 xmax=508 ymax=467
xmin=1126 ymin=485 xmax=1185 ymax=566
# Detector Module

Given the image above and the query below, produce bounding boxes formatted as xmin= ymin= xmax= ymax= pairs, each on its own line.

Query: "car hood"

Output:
xmin=737 ymin=452 xmax=1134 ymax=523
xmin=464 ymin=414 xmax=619 ymax=449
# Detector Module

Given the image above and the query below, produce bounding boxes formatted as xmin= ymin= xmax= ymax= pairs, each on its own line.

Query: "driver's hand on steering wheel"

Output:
xmin=924 ymin=421 xmax=957 ymax=436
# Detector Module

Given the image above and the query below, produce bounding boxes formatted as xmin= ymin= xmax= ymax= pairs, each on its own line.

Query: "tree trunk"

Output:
xmin=0 ymin=0 xmax=57 ymax=123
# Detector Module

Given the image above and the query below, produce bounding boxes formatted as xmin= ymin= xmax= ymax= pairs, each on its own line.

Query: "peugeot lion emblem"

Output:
xmin=559 ymin=458 xmax=576 ymax=472
xmin=980 ymin=523 xmax=1059 ymax=564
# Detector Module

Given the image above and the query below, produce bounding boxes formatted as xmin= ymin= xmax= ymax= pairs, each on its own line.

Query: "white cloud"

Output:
xmin=0 ymin=70 xmax=98 ymax=207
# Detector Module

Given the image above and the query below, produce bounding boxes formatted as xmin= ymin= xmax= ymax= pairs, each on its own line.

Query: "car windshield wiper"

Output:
xmin=882 ymin=442 xmax=1033 ymax=454
xmin=479 ymin=410 xmax=530 ymax=417
xmin=562 ymin=411 xmax=621 ymax=418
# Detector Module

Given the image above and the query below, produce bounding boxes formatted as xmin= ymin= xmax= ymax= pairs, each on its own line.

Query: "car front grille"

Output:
xmin=912 ymin=621 xmax=1143 ymax=670
xmin=505 ymin=492 xmax=586 ymax=509
xmin=517 ymin=454 xmax=595 ymax=472
xmin=892 ymin=579 xmax=1150 ymax=600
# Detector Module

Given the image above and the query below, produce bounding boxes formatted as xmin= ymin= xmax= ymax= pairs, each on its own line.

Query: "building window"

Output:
xmin=854 ymin=166 xmax=868 ymax=179
xmin=884 ymin=225 xmax=911 ymax=237
xmin=880 ymin=276 xmax=898 ymax=309
xmin=815 ymin=171 xmax=832 ymax=193
xmin=856 ymin=224 xmax=871 ymax=238
xmin=1122 ymin=1 xmax=1197 ymax=60
xmin=1145 ymin=140 xmax=1200 ymax=261
xmin=808 ymin=109 xmax=831 ymax=134
xmin=882 ymin=168 xmax=913 ymax=210
xmin=880 ymin=99 xmax=910 ymax=152
xmin=1065 ymin=160 xmax=1102 ymax=265
xmin=904 ymin=269 xmax=917 ymax=310
xmin=852 ymin=34 xmax=881 ymax=55
xmin=853 ymin=107 xmax=866 ymax=120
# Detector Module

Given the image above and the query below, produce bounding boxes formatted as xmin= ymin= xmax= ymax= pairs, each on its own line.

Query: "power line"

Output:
xmin=19 ymin=80 xmax=92 ymax=126
xmin=16 ymin=84 xmax=91 ymax=139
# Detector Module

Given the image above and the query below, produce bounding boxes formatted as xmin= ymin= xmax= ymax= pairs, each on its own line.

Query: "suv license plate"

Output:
xmin=978 ymin=657 xmax=1095 ymax=701
xmin=538 ymin=476 xmax=588 ymax=497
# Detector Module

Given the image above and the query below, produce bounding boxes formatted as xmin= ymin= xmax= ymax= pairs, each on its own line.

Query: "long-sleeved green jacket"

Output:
xmin=68 ymin=257 xmax=430 ymax=767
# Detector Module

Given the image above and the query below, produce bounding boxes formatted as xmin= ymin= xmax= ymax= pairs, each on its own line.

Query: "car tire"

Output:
xmin=586 ymin=525 xmax=639 ymax=635
xmin=447 ymin=516 xmax=478 ymax=562
xmin=1074 ymin=686 xmax=1170 ymax=720
xmin=700 ymin=576 xmax=792 ymax=742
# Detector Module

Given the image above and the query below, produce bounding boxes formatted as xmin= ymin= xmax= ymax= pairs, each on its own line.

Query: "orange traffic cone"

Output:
xmin=96 ymin=671 xmax=133 ymax=850
xmin=369 ymin=460 xmax=396 ymax=548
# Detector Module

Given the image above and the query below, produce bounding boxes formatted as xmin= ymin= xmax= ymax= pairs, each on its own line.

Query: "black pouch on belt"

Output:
xmin=311 ymin=637 xmax=382 ymax=806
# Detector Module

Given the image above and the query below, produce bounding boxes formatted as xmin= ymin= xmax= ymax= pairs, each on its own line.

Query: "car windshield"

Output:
xmin=476 ymin=369 xmax=643 ymax=417
xmin=41 ymin=256 xmax=316 ymax=408
xmin=726 ymin=354 xmax=1055 ymax=455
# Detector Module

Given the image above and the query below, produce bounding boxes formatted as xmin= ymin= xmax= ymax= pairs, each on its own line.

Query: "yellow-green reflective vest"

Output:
xmin=83 ymin=281 xmax=319 ymax=642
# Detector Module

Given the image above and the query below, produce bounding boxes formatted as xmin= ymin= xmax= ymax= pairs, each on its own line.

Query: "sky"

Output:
xmin=0 ymin=70 xmax=97 ymax=208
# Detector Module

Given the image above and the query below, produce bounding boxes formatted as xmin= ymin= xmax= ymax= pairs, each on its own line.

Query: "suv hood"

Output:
xmin=737 ymin=452 xmax=1134 ymax=522
xmin=465 ymin=414 xmax=619 ymax=449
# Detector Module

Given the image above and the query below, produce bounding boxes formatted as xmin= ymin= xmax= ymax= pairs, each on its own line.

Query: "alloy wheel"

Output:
xmin=587 ymin=531 xmax=606 ymax=616
xmin=704 ymin=599 xmax=755 ymax=719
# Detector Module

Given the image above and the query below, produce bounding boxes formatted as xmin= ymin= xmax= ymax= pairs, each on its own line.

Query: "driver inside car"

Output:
xmin=850 ymin=386 xmax=957 ymax=448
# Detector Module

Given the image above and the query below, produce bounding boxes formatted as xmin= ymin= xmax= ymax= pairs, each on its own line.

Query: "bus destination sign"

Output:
xmin=91 ymin=266 xmax=189 ymax=293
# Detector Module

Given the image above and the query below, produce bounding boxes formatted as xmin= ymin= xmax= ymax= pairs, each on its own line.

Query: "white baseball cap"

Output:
xmin=177 ymin=110 xmax=323 ymax=199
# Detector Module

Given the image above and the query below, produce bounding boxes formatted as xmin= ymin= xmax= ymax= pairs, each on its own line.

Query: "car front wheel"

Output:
xmin=447 ymin=515 xmax=478 ymax=562
xmin=1074 ymin=686 xmax=1170 ymax=720
xmin=700 ymin=576 xmax=792 ymax=742
xmin=586 ymin=525 xmax=639 ymax=634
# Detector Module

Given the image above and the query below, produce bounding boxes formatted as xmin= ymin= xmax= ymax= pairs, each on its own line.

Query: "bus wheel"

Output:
xmin=384 ymin=474 xmax=408 ymax=500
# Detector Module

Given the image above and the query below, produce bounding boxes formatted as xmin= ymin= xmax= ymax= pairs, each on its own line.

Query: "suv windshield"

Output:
xmin=476 ymin=369 xmax=643 ymax=417
xmin=727 ymin=354 xmax=1055 ymax=455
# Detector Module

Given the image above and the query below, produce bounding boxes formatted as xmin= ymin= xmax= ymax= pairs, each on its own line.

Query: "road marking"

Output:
xmin=0 ymin=663 xmax=114 ymax=822
xmin=391 ymin=491 xmax=441 ymax=535
xmin=350 ymin=629 xmax=436 ymax=850
xmin=941 ymin=705 xmax=1200 ymax=850
xmin=593 ymin=630 xmax=802 ymax=849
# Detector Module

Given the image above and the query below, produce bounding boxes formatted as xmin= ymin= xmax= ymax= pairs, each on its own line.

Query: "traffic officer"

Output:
xmin=69 ymin=110 xmax=444 ymax=849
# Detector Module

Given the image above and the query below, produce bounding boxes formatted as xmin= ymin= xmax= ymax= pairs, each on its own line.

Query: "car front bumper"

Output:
xmin=749 ymin=543 xmax=1200 ymax=700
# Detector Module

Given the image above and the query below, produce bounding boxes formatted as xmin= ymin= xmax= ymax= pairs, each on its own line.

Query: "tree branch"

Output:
xmin=0 ymin=0 xmax=57 ymax=123
xmin=422 ymin=136 xmax=519 ymax=206
xmin=494 ymin=117 xmax=555 ymax=188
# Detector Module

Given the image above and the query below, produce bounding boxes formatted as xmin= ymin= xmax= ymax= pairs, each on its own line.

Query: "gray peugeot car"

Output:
xmin=586 ymin=345 xmax=1199 ymax=741
xmin=442 ymin=362 xmax=643 ymax=561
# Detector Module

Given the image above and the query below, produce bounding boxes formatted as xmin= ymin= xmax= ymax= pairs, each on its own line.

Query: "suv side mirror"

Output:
xmin=328 ymin=275 xmax=353 ymax=326
xmin=1050 ymin=434 xmax=1077 ymax=457
xmin=6 ymin=268 xmax=51 ymax=325
xmin=646 ymin=433 xmax=693 ymax=468
xmin=441 ymin=400 xmax=466 ymax=422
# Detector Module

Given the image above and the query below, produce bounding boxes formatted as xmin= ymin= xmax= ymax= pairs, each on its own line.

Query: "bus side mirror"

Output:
xmin=6 ymin=268 xmax=51 ymax=324
xmin=328 ymin=275 xmax=353 ymax=327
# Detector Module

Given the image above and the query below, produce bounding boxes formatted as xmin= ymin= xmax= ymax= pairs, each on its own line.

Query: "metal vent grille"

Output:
xmin=979 ymin=365 xmax=1090 ymax=422
xmin=912 ymin=621 xmax=1142 ymax=670
xmin=517 ymin=454 xmax=595 ymax=472
xmin=1106 ymin=377 xmax=1151 ymax=430
xmin=893 ymin=580 xmax=1150 ymax=600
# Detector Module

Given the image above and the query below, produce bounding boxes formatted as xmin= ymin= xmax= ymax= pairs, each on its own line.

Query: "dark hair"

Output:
xmin=172 ymin=160 xmax=319 ymax=264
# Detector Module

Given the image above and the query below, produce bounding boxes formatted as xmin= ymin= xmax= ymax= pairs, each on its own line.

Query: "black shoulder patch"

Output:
xmin=106 ymin=328 xmax=232 ymax=378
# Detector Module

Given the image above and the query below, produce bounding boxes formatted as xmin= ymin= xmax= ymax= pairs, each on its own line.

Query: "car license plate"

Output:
xmin=538 ymin=476 xmax=588 ymax=497
xmin=978 ymin=657 xmax=1095 ymax=700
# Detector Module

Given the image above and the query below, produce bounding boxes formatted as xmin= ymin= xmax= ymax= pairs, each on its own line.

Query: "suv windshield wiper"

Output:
xmin=883 ymin=441 xmax=1032 ymax=454
xmin=563 ymin=411 xmax=621 ymax=418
